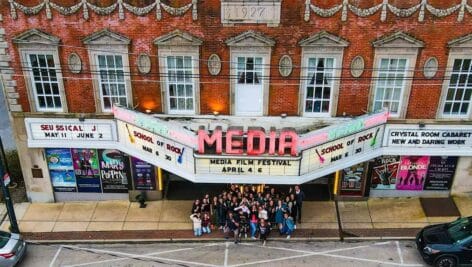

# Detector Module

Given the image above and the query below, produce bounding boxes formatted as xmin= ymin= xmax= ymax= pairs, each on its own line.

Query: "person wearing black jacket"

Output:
xmin=293 ymin=185 xmax=305 ymax=223
xmin=191 ymin=199 xmax=201 ymax=214
xmin=225 ymin=212 xmax=240 ymax=244
xmin=216 ymin=198 xmax=227 ymax=229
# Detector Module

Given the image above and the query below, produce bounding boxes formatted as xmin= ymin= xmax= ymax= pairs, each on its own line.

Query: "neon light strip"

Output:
xmin=297 ymin=111 xmax=389 ymax=150
xmin=113 ymin=106 xmax=197 ymax=148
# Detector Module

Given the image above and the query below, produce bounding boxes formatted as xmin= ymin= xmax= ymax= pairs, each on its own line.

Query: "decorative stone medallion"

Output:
xmin=208 ymin=54 xmax=221 ymax=75
xmin=350 ymin=56 xmax=365 ymax=78
xmin=424 ymin=57 xmax=438 ymax=79
xmin=137 ymin=53 xmax=151 ymax=74
xmin=279 ymin=55 xmax=292 ymax=77
xmin=67 ymin=53 xmax=82 ymax=74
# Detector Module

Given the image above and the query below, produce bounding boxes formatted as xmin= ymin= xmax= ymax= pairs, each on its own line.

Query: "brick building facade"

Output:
xmin=1 ymin=0 xmax=472 ymax=202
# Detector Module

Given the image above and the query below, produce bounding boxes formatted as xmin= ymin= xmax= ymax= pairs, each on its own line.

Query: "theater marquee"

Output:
xmin=25 ymin=118 xmax=117 ymax=148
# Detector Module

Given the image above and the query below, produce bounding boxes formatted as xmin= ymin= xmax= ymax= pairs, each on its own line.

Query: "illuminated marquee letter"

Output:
xmin=268 ymin=127 xmax=277 ymax=155
xmin=198 ymin=126 xmax=222 ymax=154
xmin=278 ymin=128 xmax=298 ymax=156
xmin=226 ymin=127 xmax=244 ymax=154
xmin=247 ymin=128 xmax=266 ymax=155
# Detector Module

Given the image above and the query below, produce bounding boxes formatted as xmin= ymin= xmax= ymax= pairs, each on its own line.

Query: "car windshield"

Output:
xmin=0 ymin=231 xmax=11 ymax=248
xmin=447 ymin=217 xmax=472 ymax=242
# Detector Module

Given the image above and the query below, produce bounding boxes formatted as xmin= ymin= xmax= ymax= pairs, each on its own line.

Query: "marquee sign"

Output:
xmin=116 ymin=121 xmax=194 ymax=173
xmin=385 ymin=125 xmax=472 ymax=148
xmin=113 ymin=106 xmax=197 ymax=149
xmin=25 ymin=118 xmax=117 ymax=148
xmin=298 ymin=111 xmax=389 ymax=151
xmin=197 ymin=127 xmax=298 ymax=156
xmin=195 ymin=157 xmax=300 ymax=176
xmin=300 ymin=125 xmax=385 ymax=174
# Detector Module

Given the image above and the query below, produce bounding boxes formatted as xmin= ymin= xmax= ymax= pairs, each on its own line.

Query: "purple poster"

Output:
xmin=71 ymin=148 xmax=102 ymax=193
xmin=424 ymin=156 xmax=458 ymax=190
xmin=396 ymin=156 xmax=430 ymax=190
xmin=131 ymin=157 xmax=156 ymax=191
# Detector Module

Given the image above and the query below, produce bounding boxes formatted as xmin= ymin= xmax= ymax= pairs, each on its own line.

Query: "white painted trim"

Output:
xmin=230 ymin=48 xmax=271 ymax=116
xmin=163 ymin=54 xmax=198 ymax=115
xmin=19 ymin=46 xmax=68 ymax=113
xmin=368 ymin=49 xmax=419 ymax=119
xmin=299 ymin=50 xmax=343 ymax=117
xmin=437 ymin=54 xmax=472 ymax=120
xmin=157 ymin=48 xmax=200 ymax=115
xmin=86 ymin=45 xmax=133 ymax=113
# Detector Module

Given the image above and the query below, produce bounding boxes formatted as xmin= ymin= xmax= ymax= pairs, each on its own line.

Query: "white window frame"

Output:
xmin=26 ymin=53 xmax=64 ymax=112
xmin=369 ymin=50 xmax=418 ymax=119
xmin=301 ymin=56 xmax=337 ymax=117
xmin=158 ymin=49 xmax=200 ymax=115
xmin=372 ymin=58 xmax=408 ymax=117
xmin=95 ymin=53 xmax=129 ymax=112
xmin=86 ymin=42 xmax=132 ymax=114
xmin=438 ymin=55 xmax=472 ymax=120
xmin=19 ymin=47 xmax=67 ymax=113
xmin=299 ymin=50 xmax=343 ymax=117
xmin=164 ymin=55 xmax=196 ymax=115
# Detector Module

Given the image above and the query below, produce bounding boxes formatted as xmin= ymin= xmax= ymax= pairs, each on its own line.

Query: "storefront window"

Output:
xmin=369 ymin=155 xmax=458 ymax=192
xmin=340 ymin=162 xmax=367 ymax=196
xmin=46 ymin=148 xmax=133 ymax=194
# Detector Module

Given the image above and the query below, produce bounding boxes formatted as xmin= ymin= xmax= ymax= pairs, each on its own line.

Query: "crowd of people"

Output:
xmin=189 ymin=184 xmax=305 ymax=245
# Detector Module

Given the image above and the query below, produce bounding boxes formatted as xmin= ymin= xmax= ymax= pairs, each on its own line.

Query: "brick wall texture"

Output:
xmin=1 ymin=0 xmax=471 ymax=119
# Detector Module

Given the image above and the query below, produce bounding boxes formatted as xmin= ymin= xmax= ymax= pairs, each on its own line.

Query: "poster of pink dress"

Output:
xmin=396 ymin=156 xmax=430 ymax=190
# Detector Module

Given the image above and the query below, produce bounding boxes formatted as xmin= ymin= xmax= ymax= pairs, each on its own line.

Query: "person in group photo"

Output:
xmin=202 ymin=212 xmax=211 ymax=234
xmin=190 ymin=184 xmax=301 ymax=242
xmin=190 ymin=212 xmax=202 ymax=237
xmin=259 ymin=218 xmax=270 ymax=246
xmin=280 ymin=212 xmax=295 ymax=239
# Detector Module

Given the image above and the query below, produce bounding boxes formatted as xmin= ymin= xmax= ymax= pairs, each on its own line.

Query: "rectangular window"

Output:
xmin=28 ymin=54 xmax=62 ymax=111
xmin=97 ymin=55 xmax=127 ymax=111
xmin=373 ymin=58 xmax=407 ymax=115
xmin=167 ymin=56 xmax=194 ymax=113
xmin=237 ymin=57 xmax=262 ymax=85
xmin=443 ymin=59 xmax=472 ymax=116
xmin=304 ymin=57 xmax=334 ymax=114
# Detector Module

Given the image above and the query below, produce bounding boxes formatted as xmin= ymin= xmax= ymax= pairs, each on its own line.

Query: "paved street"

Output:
xmin=19 ymin=240 xmax=425 ymax=267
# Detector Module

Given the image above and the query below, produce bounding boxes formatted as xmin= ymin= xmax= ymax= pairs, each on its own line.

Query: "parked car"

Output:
xmin=416 ymin=216 xmax=472 ymax=267
xmin=0 ymin=231 xmax=26 ymax=267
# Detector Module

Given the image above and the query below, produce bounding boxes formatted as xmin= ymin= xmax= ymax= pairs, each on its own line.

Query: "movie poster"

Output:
xmin=131 ymin=157 xmax=156 ymax=191
xmin=71 ymin=148 xmax=102 ymax=193
xmin=396 ymin=156 xmax=430 ymax=190
xmin=49 ymin=170 xmax=77 ymax=192
xmin=370 ymin=156 xmax=400 ymax=190
xmin=340 ymin=163 xmax=366 ymax=196
xmin=98 ymin=149 xmax=131 ymax=193
xmin=424 ymin=156 xmax=458 ymax=190
xmin=46 ymin=148 xmax=77 ymax=192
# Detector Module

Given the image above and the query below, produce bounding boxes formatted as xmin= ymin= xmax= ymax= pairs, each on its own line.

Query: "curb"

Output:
xmin=26 ymin=236 xmax=416 ymax=244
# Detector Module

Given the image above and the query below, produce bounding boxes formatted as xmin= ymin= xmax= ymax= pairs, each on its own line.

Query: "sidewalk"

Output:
xmin=1 ymin=196 xmax=471 ymax=241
